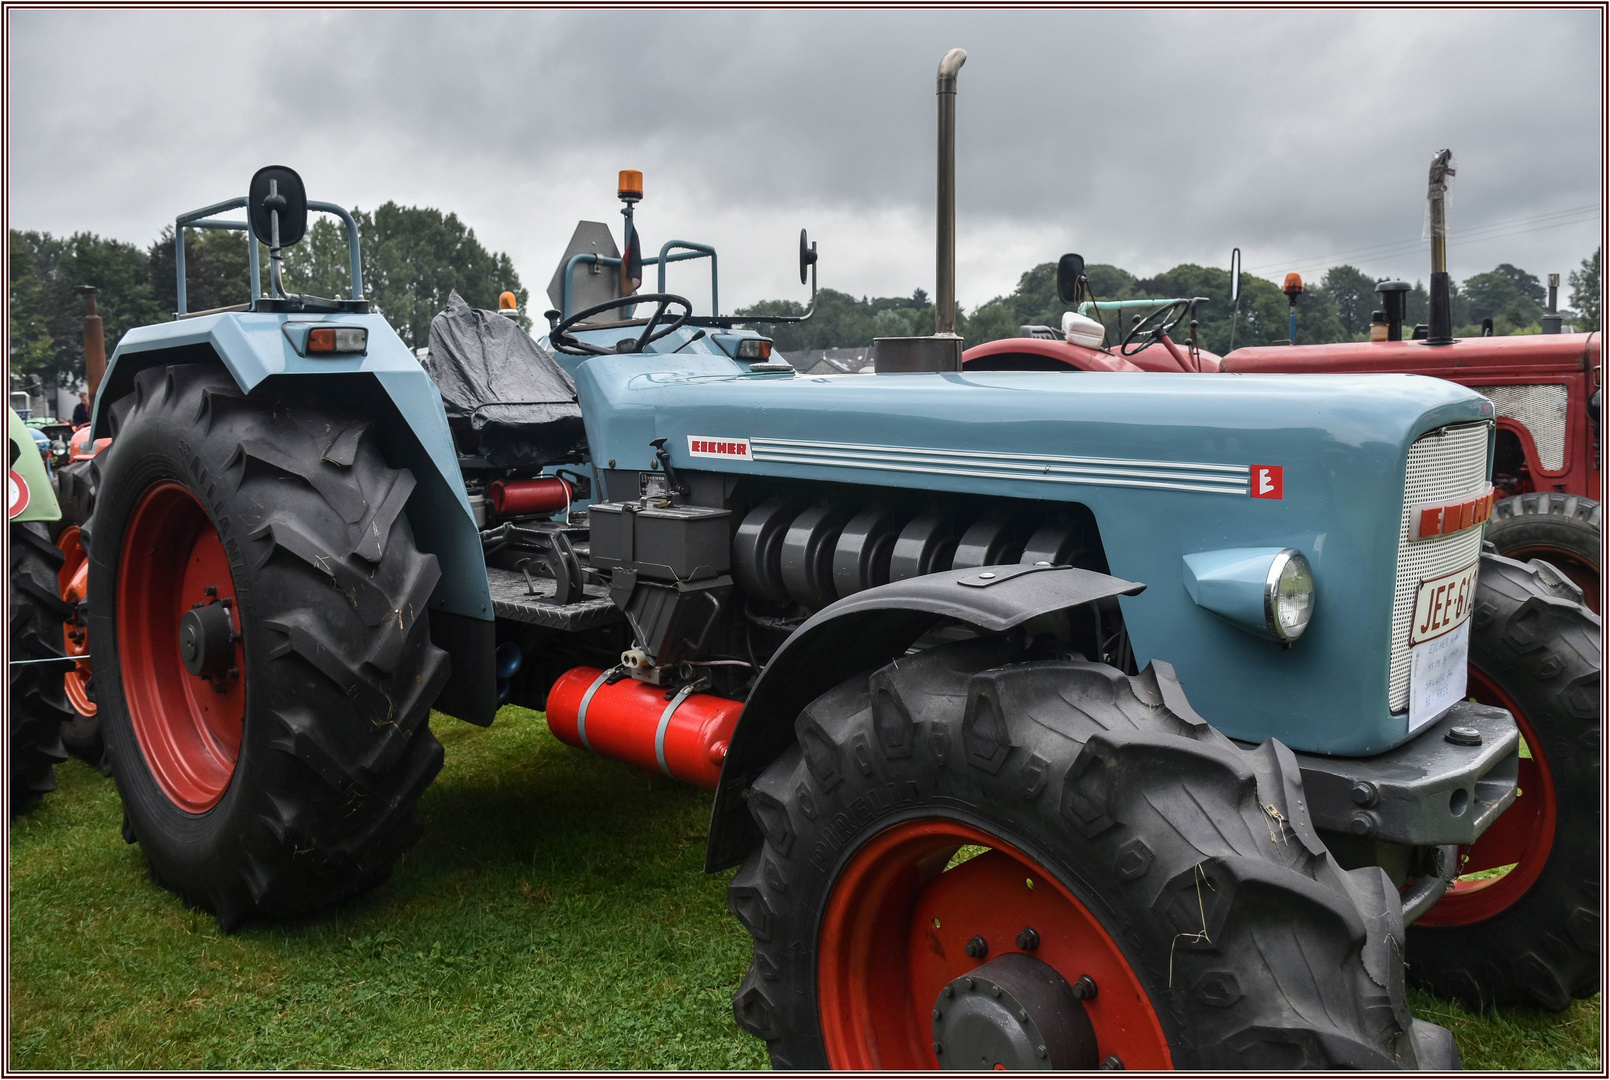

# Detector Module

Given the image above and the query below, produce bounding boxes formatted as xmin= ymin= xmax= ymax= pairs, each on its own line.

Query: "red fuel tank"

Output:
xmin=545 ymin=666 xmax=742 ymax=790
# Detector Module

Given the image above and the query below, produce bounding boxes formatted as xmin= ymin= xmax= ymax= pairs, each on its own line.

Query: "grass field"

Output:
xmin=8 ymin=706 xmax=1600 ymax=1070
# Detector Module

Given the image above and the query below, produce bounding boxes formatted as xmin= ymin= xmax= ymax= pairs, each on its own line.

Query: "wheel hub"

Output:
xmin=932 ymin=953 xmax=1097 ymax=1070
xmin=178 ymin=601 xmax=235 ymax=679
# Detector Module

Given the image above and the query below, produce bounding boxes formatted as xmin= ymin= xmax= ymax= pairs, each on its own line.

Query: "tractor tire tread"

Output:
xmin=9 ymin=522 xmax=72 ymax=819
xmin=90 ymin=363 xmax=446 ymax=925
xmin=1407 ymin=553 xmax=1600 ymax=1009
xmin=732 ymin=638 xmax=1430 ymax=1069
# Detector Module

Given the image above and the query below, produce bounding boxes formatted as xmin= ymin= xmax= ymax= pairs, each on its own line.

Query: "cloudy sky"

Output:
xmin=8 ymin=8 xmax=1603 ymax=313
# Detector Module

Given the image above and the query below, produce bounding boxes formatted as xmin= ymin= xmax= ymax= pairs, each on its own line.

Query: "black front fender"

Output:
xmin=704 ymin=564 xmax=1144 ymax=871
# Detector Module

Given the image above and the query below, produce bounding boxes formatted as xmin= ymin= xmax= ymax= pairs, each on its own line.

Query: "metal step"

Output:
xmin=485 ymin=567 xmax=620 ymax=632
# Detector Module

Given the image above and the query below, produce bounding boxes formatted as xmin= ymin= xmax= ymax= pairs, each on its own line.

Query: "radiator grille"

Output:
xmin=1470 ymin=384 xmax=1569 ymax=471
xmin=1388 ymin=422 xmax=1493 ymax=712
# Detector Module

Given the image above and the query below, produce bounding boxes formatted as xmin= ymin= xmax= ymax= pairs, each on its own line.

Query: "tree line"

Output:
xmin=9 ymin=206 xmax=529 ymax=392
xmin=11 ymin=199 xmax=1599 ymax=395
xmin=737 ymin=248 xmax=1602 ymax=356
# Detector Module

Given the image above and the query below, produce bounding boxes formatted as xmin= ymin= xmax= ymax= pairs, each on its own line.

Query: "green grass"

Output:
xmin=8 ymin=707 xmax=1600 ymax=1069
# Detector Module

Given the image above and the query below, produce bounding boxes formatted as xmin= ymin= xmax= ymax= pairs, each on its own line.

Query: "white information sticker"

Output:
xmin=1409 ymin=619 xmax=1470 ymax=732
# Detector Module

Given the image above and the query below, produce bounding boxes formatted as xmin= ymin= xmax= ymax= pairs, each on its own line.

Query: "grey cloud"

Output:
xmin=8 ymin=8 xmax=1601 ymax=311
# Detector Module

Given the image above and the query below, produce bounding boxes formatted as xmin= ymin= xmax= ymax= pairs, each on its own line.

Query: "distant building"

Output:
xmin=780 ymin=347 xmax=874 ymax=375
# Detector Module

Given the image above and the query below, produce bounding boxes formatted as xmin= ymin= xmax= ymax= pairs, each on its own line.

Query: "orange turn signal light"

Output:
xmin=306 ymin=326 xmax=368 ymax=354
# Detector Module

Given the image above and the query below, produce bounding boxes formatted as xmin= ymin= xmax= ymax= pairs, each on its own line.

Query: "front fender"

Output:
xmin=704 ymin=564 xmax=1144 ymax=871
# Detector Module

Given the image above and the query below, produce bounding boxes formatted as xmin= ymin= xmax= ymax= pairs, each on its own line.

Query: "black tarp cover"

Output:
xmin=425 ymin=290 xmax=587 ymax=466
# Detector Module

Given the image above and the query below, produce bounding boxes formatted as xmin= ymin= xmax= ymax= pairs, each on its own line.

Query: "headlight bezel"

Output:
xmin=1263 ymin=548 xmax=1316 ymax=642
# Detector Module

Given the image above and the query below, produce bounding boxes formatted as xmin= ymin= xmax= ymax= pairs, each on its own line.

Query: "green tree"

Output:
xmin=149 ymin=226 xmax=265 ymax=316
xmin=1569 ymin=248 xmax=1600 ymax=332
xmin=13 ymin=229 xmax=163 ymax=388
xmin=9 ymin=232 xmax=55 ymax=380
xmin=280 ymin=205 xmax=529 ymax=346
xmin=1462 ymin=266 xmax=1543 ymax=328
xmin=1320 ymin=265 xmax=1378 ymax=338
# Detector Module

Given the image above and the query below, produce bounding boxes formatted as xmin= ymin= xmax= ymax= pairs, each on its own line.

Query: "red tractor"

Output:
xmin=961 ymin=156 xmax=1602 ymax=609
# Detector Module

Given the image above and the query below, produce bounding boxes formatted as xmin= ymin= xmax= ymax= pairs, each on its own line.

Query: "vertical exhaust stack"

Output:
xmin=935 ymin=48 xmax=966 ymax=338
xmin=873 ymin=48 xmax=968 ymax=374
xmin=74 ymin=286 xmax=106 ymax=397
xmin=1426 ymin=149 xmax=1455 ymax=345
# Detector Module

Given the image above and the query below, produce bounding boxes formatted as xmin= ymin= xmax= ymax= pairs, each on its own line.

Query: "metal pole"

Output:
xmin=935 ymin=48 xmax=966 ymax=337
xmin=74 ymin=286 xmax=105 ymax=396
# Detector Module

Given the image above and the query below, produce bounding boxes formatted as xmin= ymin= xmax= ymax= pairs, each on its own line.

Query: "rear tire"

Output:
xmin=9 ymin=523 xmax=72 ymax=819
xmin=729 ymin=637 xmax=1444 ymax=1069
xmin=1407 ymin=553 xmax=1600 ymax=1010
xmin=88 ymin=364 xmax=450 ymax=928
xmin=1485 ymin=493 xmax=1599 ymax=612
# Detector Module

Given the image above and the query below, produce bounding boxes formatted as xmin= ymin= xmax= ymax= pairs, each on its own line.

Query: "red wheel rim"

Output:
xmin=817 ymin=818 xmax=1172 ymax=1070
xmin=1496 ymin=544 xmax=1598 ymax=615
xmin=55 ymin=525 xmax=95 ymax=718
xmin=116 ymin=481 xmax=246 ymax=812
xmin=1416 ymin=668 xmax=1557 ymax=926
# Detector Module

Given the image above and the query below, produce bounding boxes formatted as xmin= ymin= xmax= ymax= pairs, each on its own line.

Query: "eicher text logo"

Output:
xmin=1250 ymin=464 xmax=1284 ymax=499
xmin=687 ymin=436 xmax=752 ymax=461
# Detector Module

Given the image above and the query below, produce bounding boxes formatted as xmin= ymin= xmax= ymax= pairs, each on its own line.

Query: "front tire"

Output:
xmin=729 ymin=637 xmax=1444 ymax=1069
xmin=88 ymin=364 xmax=450 ymax=928
xmin=1408 ymin=553 xmax=1600 ymax=1010
xmin=9 ymin=523 xmax=72 ymax=819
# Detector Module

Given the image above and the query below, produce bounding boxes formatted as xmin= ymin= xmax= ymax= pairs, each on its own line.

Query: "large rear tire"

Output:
xmin=1407 ymin=553 xmax=1600 ymax=1010
xmin=729 ymin=637 xmax=1451 ymax=1069
xmin=88 ymin=364 xmax=450 ymax=928
xmin=9 ymin=523 xmax=72 ymax=819
xmin=1484 ymin=493 xmax=1599 ymax=613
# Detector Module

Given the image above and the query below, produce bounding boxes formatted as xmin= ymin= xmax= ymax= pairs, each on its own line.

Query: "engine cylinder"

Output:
xmin=489 ymin=476 xmax=571 ymax=517
xmin=545 ymin=666 xmax=742 ymax=790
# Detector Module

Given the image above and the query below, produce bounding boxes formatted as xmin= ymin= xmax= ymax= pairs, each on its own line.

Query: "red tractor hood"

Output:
xmin=1223 ymin=331 xmax=1600 ymax=378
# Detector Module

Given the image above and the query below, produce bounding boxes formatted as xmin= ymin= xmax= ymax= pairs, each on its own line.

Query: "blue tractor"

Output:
xmin=75 ymin=63 xmax=1594 ymax=1069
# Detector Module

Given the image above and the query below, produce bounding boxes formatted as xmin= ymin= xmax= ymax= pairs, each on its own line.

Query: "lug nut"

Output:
xmin=205 ymin=585 xmax=217 ymax=596
xmin=933 ymin=1042 xmax=943 ymax=1055
xmin=932 ymin=1008 xmax=941 ymax=1020
xmin=1016 ymin=926 xmax=1040 ymax=951
xmin=1100 ymin=1054 xmax=1124 ymax=1070
xmin=1073 ymin=975 xmax=1098 ymax=1001
xmin=964 ymin=935 xmax=988 ymax=959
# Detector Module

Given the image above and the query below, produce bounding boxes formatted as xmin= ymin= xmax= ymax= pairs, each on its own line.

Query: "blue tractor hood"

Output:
xmin=575 ymin=352 xmax=1494 ymax=755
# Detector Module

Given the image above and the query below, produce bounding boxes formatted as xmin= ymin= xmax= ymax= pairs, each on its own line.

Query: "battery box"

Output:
xmin=588 ymin=502 xmax=732 ymax=582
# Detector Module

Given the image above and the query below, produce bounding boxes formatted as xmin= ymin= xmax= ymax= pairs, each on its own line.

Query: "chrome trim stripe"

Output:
xmin=575 ymin=668 xmax=614 ymax=753
xmin=654 ymin=685 xmax=697 ymax=777
xmin=747 ymin=438 xmax=1249 ymax=495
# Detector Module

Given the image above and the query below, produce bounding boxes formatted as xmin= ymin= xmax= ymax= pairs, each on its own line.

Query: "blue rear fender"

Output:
xmin=93 ymin=311 xmax=490 ymax=624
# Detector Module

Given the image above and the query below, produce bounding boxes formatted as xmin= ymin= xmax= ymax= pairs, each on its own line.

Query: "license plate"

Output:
xmin=1407 ymin=560 xmax=1479 ymax=731
xmin=1410 ymin=561 xmax=1480 ymax=645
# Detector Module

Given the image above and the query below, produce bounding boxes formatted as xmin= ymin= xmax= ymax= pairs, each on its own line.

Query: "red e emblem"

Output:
xmin=1250 ymin=464 xmax=1283 ymax=500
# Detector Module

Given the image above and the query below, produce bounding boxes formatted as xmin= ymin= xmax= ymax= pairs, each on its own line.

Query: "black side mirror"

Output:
xmin=1229 ymin=247 xmax=1242 ymax=304
xmin=1056 ymin=253 xmax=1086 ymax=304
xmin=799 ymin=228 xmax=818 ymax=285
xmin=249 ymin=166 xmax=308 ymax=248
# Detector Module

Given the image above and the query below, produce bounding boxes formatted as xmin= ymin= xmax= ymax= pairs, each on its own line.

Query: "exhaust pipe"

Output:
xmin=1426 ymin=149 xmax=1455 ymax=345
xmin=935 ymin=48 xmax=966 ymax=337
xmin=872 ymin=48 xmax=968 ymax=374
xmin=74 ymin=286 xmax=106 ymax=397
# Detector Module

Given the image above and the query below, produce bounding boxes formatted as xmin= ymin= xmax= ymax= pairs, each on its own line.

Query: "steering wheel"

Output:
xmin=1119 ymin=300 xmax=1193 ymax=356
xmin=548 ymin=293 xmax=692 ymax=356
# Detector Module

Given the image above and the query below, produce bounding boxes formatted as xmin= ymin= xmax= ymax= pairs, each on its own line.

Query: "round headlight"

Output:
xmin=1264 ymin=549 xmax=1315 ymax=642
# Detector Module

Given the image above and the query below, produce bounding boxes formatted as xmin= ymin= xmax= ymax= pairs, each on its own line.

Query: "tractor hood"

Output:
xmin=575 ymin=352 xmax=1495 ymax=755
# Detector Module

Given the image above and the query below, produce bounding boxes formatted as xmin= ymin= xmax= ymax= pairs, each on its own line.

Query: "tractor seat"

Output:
xmin=425 ymin=290 xmax=587 ymax=467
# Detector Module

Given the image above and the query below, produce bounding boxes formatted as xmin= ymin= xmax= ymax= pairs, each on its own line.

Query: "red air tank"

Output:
xmin=489 ymin=476 xmax=571 ymax=517
xmin=545 ymin=666 xmax=741 ymax=790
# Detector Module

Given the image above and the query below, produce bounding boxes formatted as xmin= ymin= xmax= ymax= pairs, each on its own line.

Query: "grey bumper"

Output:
xmin=1292 ymin=701 xmax=1519 ymax=848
